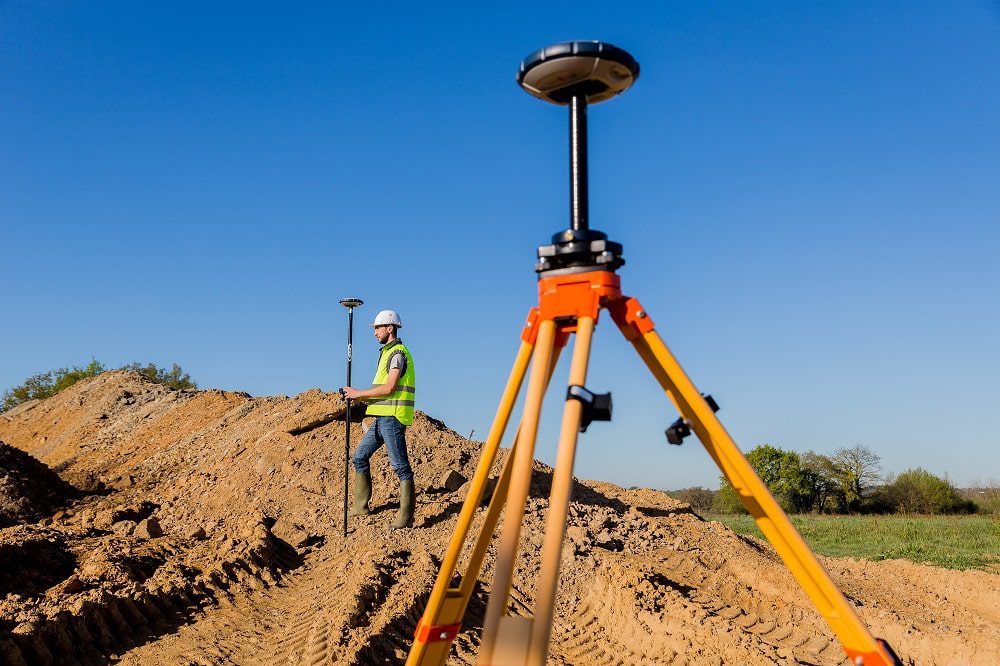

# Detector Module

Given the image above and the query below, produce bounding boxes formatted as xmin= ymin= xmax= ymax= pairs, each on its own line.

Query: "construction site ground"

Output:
xmin=1 ymin=370 xmax=997 ymax=665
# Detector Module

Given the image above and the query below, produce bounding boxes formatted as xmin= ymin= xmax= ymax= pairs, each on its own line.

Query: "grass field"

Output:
xmin=706 ymin=513 xmax=1000 ymax=570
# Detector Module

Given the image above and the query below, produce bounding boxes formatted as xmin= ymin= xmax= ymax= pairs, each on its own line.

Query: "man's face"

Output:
xmin=374 ymin=324 xmax=393 ymax=344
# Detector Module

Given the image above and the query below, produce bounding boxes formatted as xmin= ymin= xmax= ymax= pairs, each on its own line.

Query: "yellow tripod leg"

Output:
xmin=627 ymin=325 xmax=898 ymax=665
xmin=454 ymin=345 xmax=564 ymax=609
xmin=479 ymin=319 xmax=557 ymax=665
xmin=408 ymin=340 xmax=534 ymax=666
xmin=527 ymin=316 xmax=595 ymax=666
xmin=409 ymin=341 xmax=564 ymax=666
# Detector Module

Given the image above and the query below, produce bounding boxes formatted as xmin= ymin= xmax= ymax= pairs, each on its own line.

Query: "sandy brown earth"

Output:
xmin=0 ymin=370 xmax=997 ymax=665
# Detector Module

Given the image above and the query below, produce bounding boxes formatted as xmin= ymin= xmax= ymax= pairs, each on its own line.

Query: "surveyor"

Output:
xmin=341 ymin=309 xmax=417 ymax=529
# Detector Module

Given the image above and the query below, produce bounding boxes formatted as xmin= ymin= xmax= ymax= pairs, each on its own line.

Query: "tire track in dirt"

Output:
xmin=118 ymin=546 xmax=437 ymax=666
xmin=0 ymin=520 xmax=303 ymax=665
xmin=550 ymin=549 xmax=845 ymax=666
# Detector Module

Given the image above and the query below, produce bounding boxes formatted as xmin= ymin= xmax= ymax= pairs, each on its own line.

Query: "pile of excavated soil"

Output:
xmin=0 ymin=441 xmax=79 ymax=528
xmin=1 ymin=370 xmax=998 ymax=665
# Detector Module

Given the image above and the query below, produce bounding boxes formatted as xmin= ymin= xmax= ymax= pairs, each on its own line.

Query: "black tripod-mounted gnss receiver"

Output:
xmin=516 ymin=40 xmax=640 ymax=276
xmin=409 ymin=40 xmax=903 ymax=666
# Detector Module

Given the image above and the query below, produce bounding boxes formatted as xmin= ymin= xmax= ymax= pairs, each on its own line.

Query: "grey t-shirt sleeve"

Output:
xmin=388 ymin=350 xmax=407 ymax=375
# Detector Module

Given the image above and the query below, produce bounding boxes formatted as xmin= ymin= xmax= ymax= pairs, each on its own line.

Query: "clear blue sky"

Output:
xmin=3 ymin=2 xmax=998 ymax=490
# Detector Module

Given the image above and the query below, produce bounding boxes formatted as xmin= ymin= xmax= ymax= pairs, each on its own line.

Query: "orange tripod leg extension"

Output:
xmin=611 ymin=296 xmax=901 ymax=666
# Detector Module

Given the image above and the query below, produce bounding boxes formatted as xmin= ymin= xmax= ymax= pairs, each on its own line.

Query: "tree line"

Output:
xmin=669 ymin=444 xmax=992 ymax=515
xmin=1 ymin=360 xmax=196 ymax=412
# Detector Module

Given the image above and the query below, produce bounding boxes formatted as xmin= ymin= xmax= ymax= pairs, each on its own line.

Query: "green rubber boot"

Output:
xmin=388 ymin=479 xmax=415 ymax=530
xmin=349 ymin=471 xmax=372 ymax=517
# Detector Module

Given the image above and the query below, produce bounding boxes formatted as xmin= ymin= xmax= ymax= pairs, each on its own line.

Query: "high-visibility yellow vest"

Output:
xmin=365 ymin=339 xmax=416 ymax=426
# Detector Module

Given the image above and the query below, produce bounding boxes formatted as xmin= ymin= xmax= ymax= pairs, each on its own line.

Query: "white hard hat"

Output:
xmin=371 ymin=309 xmax=403 ymax=328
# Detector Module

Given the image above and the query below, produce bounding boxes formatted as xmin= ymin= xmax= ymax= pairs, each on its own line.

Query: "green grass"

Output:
xmin=706 ymin=513 xmax=1000 ymax=570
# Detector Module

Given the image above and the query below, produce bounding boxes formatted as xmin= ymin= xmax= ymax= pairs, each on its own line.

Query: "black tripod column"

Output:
xmin=569 ymin=93 xmax=589 ymax=232
xmin=339 ymin=297 xmax=364 ymax=537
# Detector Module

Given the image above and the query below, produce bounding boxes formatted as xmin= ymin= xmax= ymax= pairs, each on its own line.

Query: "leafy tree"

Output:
xmin=748 ymin=444 xmax=813 ymax=512
xmin=122 ymin=362 xmax=197 ymax=390
xmin=830 ymin=445 xmax=882 ymax=512
xmin=715 ymin=444 xmax=812 ymax=513
xmin=2 ymin=360 xmax=197 ymax=412
xmin=799 ymin=451 xmax=842 ymax=513
xmin=877 ymin=468 xmax=974 ymax=514
xmin=713 ymin=443 xmax=967 ymax=517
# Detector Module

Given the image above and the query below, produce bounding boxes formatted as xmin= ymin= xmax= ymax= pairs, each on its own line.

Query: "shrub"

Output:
xmin=961 ymin=486 xmax=1000 ymax=515
xmin=121 ymin=362 xmax=196 ymax=390
xmin=1 ymin=359 xmax=106 ymax=412
xmin=877 ymin=468 xmax=974 ymax=514
xmin=668 ymin=486 xmax=716 ymax=512
xmin=712 ymin=482 xmax=747 ymax=514
xmin=1 ymin=360 xmax=197 ymax=412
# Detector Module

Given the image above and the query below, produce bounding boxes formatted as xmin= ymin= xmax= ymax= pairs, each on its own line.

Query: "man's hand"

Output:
xmin=341 ymin=386 xmax=363 ymax=400
xmin=340 ymin=368 xmax=400 ymax=402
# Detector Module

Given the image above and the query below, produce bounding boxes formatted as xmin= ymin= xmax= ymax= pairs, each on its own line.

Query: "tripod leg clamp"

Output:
xmin=414 ymin=617 xmax=461 ymax=643
xmin=566 ymin=385 xmax=612 ymax=432
xmin=665 ymin=394 xmax=719 ymax=445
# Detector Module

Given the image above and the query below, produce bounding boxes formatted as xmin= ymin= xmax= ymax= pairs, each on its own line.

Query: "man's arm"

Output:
xmin=341 ymin=367 xmax=401 ymax=401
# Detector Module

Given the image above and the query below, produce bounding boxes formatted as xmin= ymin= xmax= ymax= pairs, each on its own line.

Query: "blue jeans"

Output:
xmin=352 ymin=416 xmax=413 ymax=481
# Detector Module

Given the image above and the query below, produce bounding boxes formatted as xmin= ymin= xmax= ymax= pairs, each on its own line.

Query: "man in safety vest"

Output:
xmin=341 ymin=309 xmax=417 ymax=530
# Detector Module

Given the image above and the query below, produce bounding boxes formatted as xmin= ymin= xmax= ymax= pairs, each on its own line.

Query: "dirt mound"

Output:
xmin=0 ymin=441 xmax=79 ymax=528
xmin=0 ymin=370 xmax=997 ymax=665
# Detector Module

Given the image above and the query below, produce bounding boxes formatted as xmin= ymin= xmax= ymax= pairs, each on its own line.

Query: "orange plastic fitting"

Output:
xmin=607 ymin=295 xmax=656 ymax=341
xmin=414 ymin=618 xmax=462 ymax=643
xmin=538 ymin=270 xmax=621 ymax=325
xmin=844 ymin=639 xmax=904 ymax=666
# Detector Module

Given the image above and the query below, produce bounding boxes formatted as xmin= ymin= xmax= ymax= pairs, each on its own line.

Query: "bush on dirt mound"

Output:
xmin=0 ymin=441 xmax=79 ymax=528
